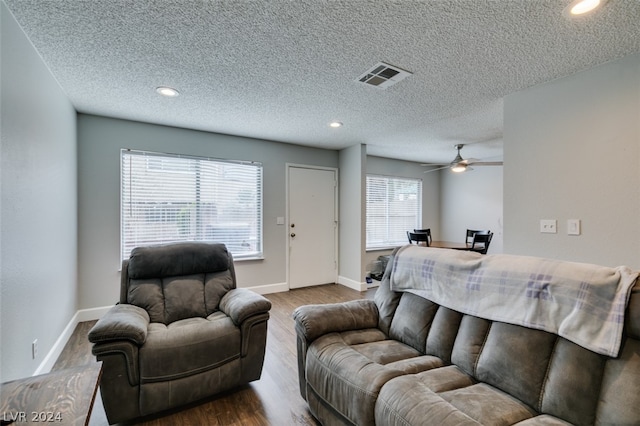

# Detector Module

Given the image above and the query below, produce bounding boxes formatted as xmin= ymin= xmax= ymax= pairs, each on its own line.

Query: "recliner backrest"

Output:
xmin=120 ymin=242 xmax=236 ymax=324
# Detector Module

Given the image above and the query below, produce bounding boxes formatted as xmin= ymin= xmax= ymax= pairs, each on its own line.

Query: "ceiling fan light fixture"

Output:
xmin=450 ymin=144 xmax=467 ymax=172
xmin=451 ymin=163 xmax=467 ymax=173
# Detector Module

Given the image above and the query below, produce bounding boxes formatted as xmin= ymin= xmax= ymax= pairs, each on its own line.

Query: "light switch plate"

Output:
xmin=567 ymin=219 xmax=581 ymax=235
xmin=540 ymin=219 xmax=557 ymax=234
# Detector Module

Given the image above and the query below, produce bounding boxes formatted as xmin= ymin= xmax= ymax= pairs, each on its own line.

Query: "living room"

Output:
xmin=1 ymin=1 xmax=640 ymax=423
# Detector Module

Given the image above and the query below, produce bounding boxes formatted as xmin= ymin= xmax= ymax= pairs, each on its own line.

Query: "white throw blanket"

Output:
xmin=389 ymin=246 xmax=638 ymax=357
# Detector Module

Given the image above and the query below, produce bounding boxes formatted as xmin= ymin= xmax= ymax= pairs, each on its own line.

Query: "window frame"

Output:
xmin=120 ymin=149 xmax=263 ymax=261
xmin=366 ymin=174 xmax=422 ymax=250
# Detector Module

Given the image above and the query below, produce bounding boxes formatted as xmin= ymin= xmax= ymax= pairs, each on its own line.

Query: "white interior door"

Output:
xmin=288 ymin=166 xmax=338 ymax=289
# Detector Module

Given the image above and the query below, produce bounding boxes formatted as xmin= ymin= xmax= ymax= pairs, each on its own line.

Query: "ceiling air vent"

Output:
xmin=356 ymin=62 xmax=412 ymax=89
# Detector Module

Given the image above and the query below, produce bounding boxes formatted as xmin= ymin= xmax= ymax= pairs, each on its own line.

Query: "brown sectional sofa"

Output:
xmin=294 ymin=248 xmax=640 ymax=425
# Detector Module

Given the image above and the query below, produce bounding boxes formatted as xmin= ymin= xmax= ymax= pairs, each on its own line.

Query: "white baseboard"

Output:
xmin=33 ymin=281 xmax=291 ymax=376
xmin=33 ymin=305 xmax=114 ymax=376
xmin=77 ymin=305 xmax=114 ymax=322
xmin=338 ymin=275 xmax=368 ymax=292
xmin=246 ymin=282 xmax=288 ymax=295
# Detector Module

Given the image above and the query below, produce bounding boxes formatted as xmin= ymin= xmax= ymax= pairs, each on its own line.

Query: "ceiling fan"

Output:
xmin=422 ymin=144 xmax=503 ymax=173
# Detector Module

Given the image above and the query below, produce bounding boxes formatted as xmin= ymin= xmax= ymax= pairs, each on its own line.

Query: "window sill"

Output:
xmin=366 ymin=245 xmax=402 ymax=252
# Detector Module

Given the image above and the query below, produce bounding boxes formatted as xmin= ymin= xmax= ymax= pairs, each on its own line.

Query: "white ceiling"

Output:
xmin=4 ymin=0 xmax=640 ymax=164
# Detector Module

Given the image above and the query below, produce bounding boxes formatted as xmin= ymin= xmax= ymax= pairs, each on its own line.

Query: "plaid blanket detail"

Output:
xmin=389 ymin=245 xmax=638 ymax=357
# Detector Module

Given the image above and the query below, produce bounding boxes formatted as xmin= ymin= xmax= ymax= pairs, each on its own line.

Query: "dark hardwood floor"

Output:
xmin=54 ymin=284 xmax=376 ymax=425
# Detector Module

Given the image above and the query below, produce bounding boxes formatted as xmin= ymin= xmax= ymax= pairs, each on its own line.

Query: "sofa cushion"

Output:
xmin=596 ymin=337 xmax=640 ymax=425
xmin=439 ymin=383 xmax=536 ymax=424
xmin=426 ymin=306 xmax=463 ymax=364
xmin=128 ymin=278 xmax=165 ymax=323
xmin=351 ymin=340 xmax=423 ymax=365
xmin=376 ymin=376 xmax=481 ymax=426
xmin=305 ymin=329 xmax=441 ymax=426
xmin=163 ymin=275 xmax=207 ymax=324
xmin=451 ymin=315 xmax=491 ymax=377
xmin=128 ymin=270 xmax=235 ymax=324
xmin=410 ymin=365 xmax=476 ymax=393
xmin=204 ymin=270 xmax=236 ymax=314
xmin=139 ymin=312 xmax=240 ymax=382
xmin=340 ymin=328 xmax=387 ymax=345
xmin=385 ymin=355 xmax=443 ymax=375
xmin=476 ymin=322 xmax=557 ymax=410
xmin=389 ymin=292 xmax=438 ymax=352
xmin=539 ymin=338 xmax=605 ymax=425
xmin=514 ymin=415 xmax=572 ymax=425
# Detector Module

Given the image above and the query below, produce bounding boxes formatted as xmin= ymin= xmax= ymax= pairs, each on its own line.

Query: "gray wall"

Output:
xmin=441 ymin=166 xmax=503 ymax=254
xmin=77 ymin=115 xmax=338 ymax=309
xmin=338 ymin=144 xmax=366 ymax=286
xmin=504 ymin=53 xmax=640 ymax=268
xmin=1 ymin=3 xmax=78 ymax=381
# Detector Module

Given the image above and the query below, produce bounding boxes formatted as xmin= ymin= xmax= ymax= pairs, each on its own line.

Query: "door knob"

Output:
xmin=290 ymin=233 xmax=296 ymax=237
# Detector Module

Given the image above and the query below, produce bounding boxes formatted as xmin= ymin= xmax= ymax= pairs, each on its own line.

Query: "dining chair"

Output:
xmin=407 ymin=231 xmax=431 ymax=247
xmin=466 ymin=229 xmax=490 ymax=244
xmin=413 ymin=228 xmax=432 ymax=246
xmin=470 ymin=231 xmax=493 ymax=254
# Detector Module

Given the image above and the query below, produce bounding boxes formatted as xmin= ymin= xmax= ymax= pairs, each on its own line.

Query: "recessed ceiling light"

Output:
xmin=564 ymin=0 xmax=606 ymax=17
xmin=156 ymin=86 xmax=180 ymax=97
xmin=329 ymin=121 xmax=343 ymax=128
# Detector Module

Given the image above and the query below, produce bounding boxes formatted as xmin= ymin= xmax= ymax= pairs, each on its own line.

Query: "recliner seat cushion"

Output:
xmin=439 ymin=383 xmax=536 ymax=424
xmin=376 ymin=377 xmax=538 ymax=426
xmin=305 ymin=330 xmax=444 ymax=425
xmin=139 ymin=312 xmax=240 ymax=382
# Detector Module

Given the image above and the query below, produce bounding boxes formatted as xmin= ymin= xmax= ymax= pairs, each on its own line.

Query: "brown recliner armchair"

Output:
xmin=88 ymin=242 xmax=271 ymax=424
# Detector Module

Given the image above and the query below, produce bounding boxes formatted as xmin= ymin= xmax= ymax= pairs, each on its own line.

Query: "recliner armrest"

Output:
xmin=220 ymin=288 xmax=272 ymax=325
xmin=88 ymin=304 xmax=150 ymax=345
xmin=293 ymin=299 xmax=379 ymax=342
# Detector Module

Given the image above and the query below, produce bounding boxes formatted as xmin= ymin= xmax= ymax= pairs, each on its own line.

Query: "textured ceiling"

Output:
xmin=4 ymin=0 xmax=640 ymax=164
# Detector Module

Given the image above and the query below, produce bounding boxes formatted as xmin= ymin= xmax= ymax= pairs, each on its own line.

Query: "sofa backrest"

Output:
xmin=379 ymin=268 xmax=640 ymax=426
xmin=120 ymin=242 xmax=236 ymax=325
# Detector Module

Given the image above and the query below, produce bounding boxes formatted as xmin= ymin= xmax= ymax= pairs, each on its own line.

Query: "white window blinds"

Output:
xmin=121 ymin=149 xmax=263 ymax=260
xmin=366 ymin=175 xmax=422 ymax=249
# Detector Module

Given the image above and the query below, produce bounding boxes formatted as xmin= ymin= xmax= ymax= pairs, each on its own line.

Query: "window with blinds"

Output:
xmin=366 ymin=175 xmax=422 ymax=249
xmin=121 ymin=149 xmax=263 ymax=260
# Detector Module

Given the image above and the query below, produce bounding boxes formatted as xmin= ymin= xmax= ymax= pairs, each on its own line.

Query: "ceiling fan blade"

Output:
xmin=423 ymin=165 xmax=451 ymax=173
xmin=468 ymin=161 xmax=503 ymax=166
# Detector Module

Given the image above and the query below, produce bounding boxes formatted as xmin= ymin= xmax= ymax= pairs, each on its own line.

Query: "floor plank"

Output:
xmin=53 ymin=284 xmax=376 ymax=425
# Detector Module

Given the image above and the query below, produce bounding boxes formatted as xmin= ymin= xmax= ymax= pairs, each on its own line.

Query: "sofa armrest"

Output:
xmin=88 ymin=304 xmax=150 ymax=345
xmin=91 ymin=340 xmax=141 ymax=387
xmin=220 ymin=288 xmax=272 ymax=325
xmin=293 ymin=299 xmax=379 ymax=342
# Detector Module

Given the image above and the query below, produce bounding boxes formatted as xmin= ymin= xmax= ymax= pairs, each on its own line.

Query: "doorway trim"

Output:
xmin=285 ymin=163 xmax=339 ymax=290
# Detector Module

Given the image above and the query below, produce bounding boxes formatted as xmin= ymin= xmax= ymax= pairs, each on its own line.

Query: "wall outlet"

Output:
xmin=540 ymin=219 xmax=557 ymax=234
xmin=32 ymin=339 xmax=38 ymax=359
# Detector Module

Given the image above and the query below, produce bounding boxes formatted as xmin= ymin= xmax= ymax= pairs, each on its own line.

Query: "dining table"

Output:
xmin=428 ymin=241 xmax=474 ymax=250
